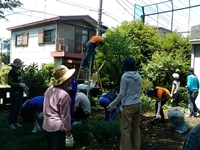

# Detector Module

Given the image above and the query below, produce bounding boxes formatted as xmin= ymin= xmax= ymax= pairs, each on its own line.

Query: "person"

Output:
xmin=98 ymin=92 xmax=118 ymax=121
xmin=72 ymin=91 xmax=92 ymax=125
xmin=186 ymin=67 xmax=200 ymax=117
xmin=66 ymin=76 xmax=78 ymax=123
xmin=42 ymin=65 xmax=75 ymax=149
xmin=170 ymin=73 xmax=180 ymax=107
xmin=21 ymin=96 xmax=44 ymax=133
xmin=183 ymin=123 xmax=200 ymax=150
xmin=107 ymin=56 xmax=142 ymax=150
xmin=8 ymin=58 xmax=28 ymax=130
xmin=146 ymin=86 xmax=170 ymax=123
xmin=81 ymin=35 xmax=104 ymax=70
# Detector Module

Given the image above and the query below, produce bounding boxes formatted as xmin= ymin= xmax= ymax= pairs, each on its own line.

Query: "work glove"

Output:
xmin=65 ymin=135 xmax=74 ymax=147
xmin=170 ymin=93 xmax=173 ymax=98
xmin=155 ymin=114 xmax=160 ymax=119
xmin=148 ymin=98 xmax=152 ymax=104
xmin=107 ymin=102 xmax=115 ymax=112
xmin=19 ymin=83 xmax=27 ymax=88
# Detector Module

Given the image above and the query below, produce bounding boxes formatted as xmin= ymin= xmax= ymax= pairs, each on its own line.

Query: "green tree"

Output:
xmin=0 ymin=0 xmax=23 ymax=19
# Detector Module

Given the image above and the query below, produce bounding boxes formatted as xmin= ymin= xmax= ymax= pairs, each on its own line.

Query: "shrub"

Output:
xmin=0 ymin=64 xmax=10 ymax=85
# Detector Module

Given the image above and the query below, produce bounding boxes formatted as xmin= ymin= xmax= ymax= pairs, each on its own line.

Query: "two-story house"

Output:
xmin=7 ymin=15 xmax=107 ymax=77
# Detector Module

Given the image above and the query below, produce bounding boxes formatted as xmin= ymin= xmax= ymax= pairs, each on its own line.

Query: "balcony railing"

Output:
xmin=56 ymin=38 xmax=86 ymax=54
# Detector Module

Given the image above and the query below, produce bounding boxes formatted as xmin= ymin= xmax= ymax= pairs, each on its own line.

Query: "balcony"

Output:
xmin=51 ymin=38 xmax=85 ymax=59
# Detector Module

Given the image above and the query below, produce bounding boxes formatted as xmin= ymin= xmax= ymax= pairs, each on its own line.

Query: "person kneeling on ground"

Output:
xmin=21 ymin=96 xmax=44 ymax=133
xmin=146 ymin=86 xmax=171 ymax=123
xmin=72 ymin=92 xmax=92 ymax=125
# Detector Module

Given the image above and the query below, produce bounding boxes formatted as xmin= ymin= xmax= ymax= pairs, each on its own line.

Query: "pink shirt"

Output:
xmin=43 ymin=86 xmax=71 ymax=132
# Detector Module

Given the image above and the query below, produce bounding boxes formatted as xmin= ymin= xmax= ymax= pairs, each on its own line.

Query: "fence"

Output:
xmin=0 ymin=87 xmax=27 ymax=107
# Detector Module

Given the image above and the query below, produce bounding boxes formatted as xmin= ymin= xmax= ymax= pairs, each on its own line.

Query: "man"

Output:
xmin=81 ymin=36 xmax=104 ymax=70
xmin=72 ymin=92 xmax=92 ymax=125
xmin=186 ymin=67 xmax=200 ymax=117
xmin=146 ymin=86 xmax=171 ymax=123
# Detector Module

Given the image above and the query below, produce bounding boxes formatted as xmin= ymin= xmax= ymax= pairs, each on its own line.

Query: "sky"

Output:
xmin=1 ymin=0 xmax=200 ymax=38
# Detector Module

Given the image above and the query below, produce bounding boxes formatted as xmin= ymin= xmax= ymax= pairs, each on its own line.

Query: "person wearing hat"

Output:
xmin=146 ymin=86 xmax=170 ymax=123
xmin=42 ymin=65 xmax=75 ymax=149
xmin=186 ymin=67 xmax=200 ymax=117
xmin=107 ymin=56 xmax=142 ymax=150
xmin=8 ymin=58 xmax=28 ymax=130
xmin=170 ymin=73 xmax=180 ymax=107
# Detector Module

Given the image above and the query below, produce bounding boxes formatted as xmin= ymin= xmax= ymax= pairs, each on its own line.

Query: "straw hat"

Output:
xmin=10 ymin=58 xmax=24 ymax=68
xmin=52 ymin=65 xmax=75 ymax=86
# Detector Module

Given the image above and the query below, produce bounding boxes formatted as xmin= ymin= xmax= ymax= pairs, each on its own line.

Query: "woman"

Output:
xmin=42 ymin=65 xmax=75 ymax=150
xmin=107 ymin=56 xmax=142 ymax=150
xmin=8 ymin=58 xmax=28 ymax=129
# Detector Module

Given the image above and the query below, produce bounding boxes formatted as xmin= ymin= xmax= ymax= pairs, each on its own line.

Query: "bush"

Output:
xmin=0 ymin=64 xmax=10 ymax=85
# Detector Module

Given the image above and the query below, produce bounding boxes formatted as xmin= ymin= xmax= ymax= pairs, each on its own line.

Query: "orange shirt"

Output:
xmin=89 ymin=36 xmax=104 ymax=46
xmin=155 ymin=86 xmax=170 ymax=102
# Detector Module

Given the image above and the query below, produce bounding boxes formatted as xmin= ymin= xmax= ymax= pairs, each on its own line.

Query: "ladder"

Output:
xmin=77 ymin=53 xmax=102 ymax=99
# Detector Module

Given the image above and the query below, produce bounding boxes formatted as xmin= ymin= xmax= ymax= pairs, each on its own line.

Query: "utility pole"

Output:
xmin=97 ymin=0 xmax=103 ymax=36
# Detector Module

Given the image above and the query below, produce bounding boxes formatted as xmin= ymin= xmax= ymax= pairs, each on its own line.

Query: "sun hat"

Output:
xmin=121 ymin=56 xmax=136 ymax=71
xmin=10 ymin=58 xmax=24 ymax=68
xmin=172 ymin=73 xmax=179 ymax=79
xmin=52 ymin=65 xmax=75 ymax=86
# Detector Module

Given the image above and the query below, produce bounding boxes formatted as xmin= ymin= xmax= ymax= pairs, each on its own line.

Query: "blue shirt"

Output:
xmin=187 ymin=75 xmax=199 ymax=93
xmin=183 ymin=124 xmax=200 ymax=150
xmin=23 ymin=96 xmax=44 ymax=113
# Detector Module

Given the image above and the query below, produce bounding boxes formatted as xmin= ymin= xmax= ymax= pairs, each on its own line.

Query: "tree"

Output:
xmin=0 ymin=0 xmax=23 ymax=19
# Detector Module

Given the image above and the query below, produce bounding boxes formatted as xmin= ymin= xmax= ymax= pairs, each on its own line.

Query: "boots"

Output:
xmin=31 ymin=121 xmax=41 ymax=133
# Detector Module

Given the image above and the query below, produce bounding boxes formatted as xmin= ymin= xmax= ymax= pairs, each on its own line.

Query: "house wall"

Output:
xmin=10 ymin=24 xmax=56 ymax=68
xmin=191 ymin=43 xmax=200 ymax=108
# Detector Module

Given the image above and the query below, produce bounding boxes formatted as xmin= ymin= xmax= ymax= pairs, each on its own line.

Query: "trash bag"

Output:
xmin=168 ymin=106 xmax=188 ymax=133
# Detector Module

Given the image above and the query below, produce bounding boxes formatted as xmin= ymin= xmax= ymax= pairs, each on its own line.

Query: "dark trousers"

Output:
xmin=73 ymin=107 xmax=89 ymax=121
xmin=81 ymin=42 xmax=96 ymax=68
xmin=8 ymin=89 xmax=23 ymax=125
xmin=155 ymin=96 xmax=168 ymax=119
xmin=43 ymin=130 xmax=65 ymax=150
xmin=172 ymin=91 xmax=180 ymax=107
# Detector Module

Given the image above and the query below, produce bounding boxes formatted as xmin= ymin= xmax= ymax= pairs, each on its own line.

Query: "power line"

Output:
xmin=116 ymin=0 xmax=134 ymax=17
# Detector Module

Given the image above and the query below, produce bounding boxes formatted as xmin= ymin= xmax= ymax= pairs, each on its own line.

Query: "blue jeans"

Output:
xmin=81 ymin=42 xmax=96 ymax=68
xmin=188 ymin=92 xmax=199 ymax=115
xmin=98 ymin=97 xmax=118 ymax=121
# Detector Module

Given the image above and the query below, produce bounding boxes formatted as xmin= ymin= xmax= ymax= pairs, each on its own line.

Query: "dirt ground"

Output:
xmin=139 ymin=110 xmax=200 ymax=150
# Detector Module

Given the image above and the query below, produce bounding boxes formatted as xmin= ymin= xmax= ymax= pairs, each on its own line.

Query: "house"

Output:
xmin=189 ymin=39 xmax=200 ymax=108
xmin=7 ymin=15 xmax=108 ymax=77
xmin=152 ymin=26 xmax=171 ymax=35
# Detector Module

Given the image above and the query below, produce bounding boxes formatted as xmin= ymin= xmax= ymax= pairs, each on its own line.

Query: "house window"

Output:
xmin=38 ymin=29 xmax=55 ymax=44
xmin=15 ymin=33 xmax=28 ymax=46
xmin=75 ymin=29 xmax=88 ymax=53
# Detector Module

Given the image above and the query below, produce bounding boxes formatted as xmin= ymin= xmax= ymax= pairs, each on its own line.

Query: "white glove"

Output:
xmin=170 ymin=93 xmax=173 ymax=98
xmin=107 ymin=102 xmax=115 ymax=112
xmin=19 ymin=83 xmax=27 ymax=88
xmin=148 ymin=98 xmax=152 ymax=104
xmin=155 ymin=114 xmax=160 ymax=119
xmin=65 ymin=135 xmax=74 ymax=147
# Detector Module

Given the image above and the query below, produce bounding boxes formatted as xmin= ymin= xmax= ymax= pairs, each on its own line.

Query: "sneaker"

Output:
xmin=72 ymin=121 xmax=82 ymax=125
xmin=31 ymin=126 xmax=41 ymax=133
xmin=15 ymin=123 xmax=22 ymax=128
xmin=194 ymin=112 xmax=200 ymax=117
xmin=9 ymin=124 xmax=16 ymax=130
xmin=187 ymin=114 xmax=194 ymax=118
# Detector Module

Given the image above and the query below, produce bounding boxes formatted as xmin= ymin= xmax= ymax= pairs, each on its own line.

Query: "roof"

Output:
xmin=7 ymin=15 xmax=108 ymax=31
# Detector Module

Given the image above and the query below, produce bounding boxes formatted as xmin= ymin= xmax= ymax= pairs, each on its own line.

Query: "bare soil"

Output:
xmin=139 ymin=111 xmax=200 ymax=150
